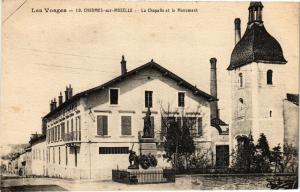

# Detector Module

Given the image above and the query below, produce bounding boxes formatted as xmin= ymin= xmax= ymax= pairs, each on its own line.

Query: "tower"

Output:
xmin=228 ymin=2 xmax=287 ymax=149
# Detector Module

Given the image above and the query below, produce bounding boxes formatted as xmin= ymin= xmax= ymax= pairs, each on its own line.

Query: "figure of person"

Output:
xmin=128 ymin=150 xmax=139 ymax=169
xmin=143 ymin=107 xmax=152 ymax=138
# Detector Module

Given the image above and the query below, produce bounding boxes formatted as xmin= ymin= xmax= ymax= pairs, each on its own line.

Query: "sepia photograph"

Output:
xmin=0 ymin=0 xmax=299 ymax=191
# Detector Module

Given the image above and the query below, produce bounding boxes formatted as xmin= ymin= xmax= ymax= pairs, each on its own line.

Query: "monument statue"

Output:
xmin=143 ymin=107 xmax=152 ymax=138
xmin=128 ymin=144 xmax=139 ymax=169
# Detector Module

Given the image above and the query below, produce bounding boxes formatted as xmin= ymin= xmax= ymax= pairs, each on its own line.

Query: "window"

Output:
xmin=51 ymin=128 xmax=54 ymax=142
xmin=270 ymin=110 xmax=272 ymax=117
xmin=58 ymin=147 xmax=61 ymax=165
xmin=145 ymin=91 xmax=153 ymax=108
xmin=267 ymin=70 xmax=273 ymax=85
xmin=53 ymin=148 xmax=55 ymax=164
xmin=75 ymin=117 xmax=78 ymax=140
xmin=239 ymin=73 xmax=243 ymax=88
xmin=110 ymin=88 xmax=119 ymax=105
xmin=178 ymin=92 xmax=185 ymax=107
xmin=47 ymin=130 xmax=50 ymax=143
xmin=197 ymin=117 xmax=203 ymax=136
xmin=238 ymin=98 xmax=246 ymax=117
xmin=78 ymin=116 xmax=81 ymax=141
xmin=65 ymin=147 xmax=68 ymax=166
xmin=58 ymin=125 xmax=60 ymax=141
xmin=61 ymin=123 xmax=65 ymax=141
xmin=161 ymin=117 xmax=176 ymax=140
xmin=97 ymin=115 xmax=108 ymax=136
xmin=99 ymin=147 xmax=129 ymax=154
xmin=71 ymin=118 xmax=74 ymax=141
xmin=55 ymin=126 xmax=57 ymax=142
xmin=75 ymin=148 xmax=78 ymax=167
xmin=121 ymin=116 xmax=131 ymax=135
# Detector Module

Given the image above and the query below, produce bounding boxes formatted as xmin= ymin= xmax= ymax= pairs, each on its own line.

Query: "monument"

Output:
xmin=112 ymin=107 xmax=175 ymax=184
xmin=139 ymin=107 xmax=157 ymax=156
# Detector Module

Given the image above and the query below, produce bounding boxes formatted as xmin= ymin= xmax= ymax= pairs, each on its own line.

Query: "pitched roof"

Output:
xmin=29 ymin=134 xmax=46 ymax=145
xmin=286 ymin=93 xmax=299 ymax=106
xmin=44 ymin=61 xmax=217 ymax=119
xmin=228 ymin=23 xmax=287 ymax=70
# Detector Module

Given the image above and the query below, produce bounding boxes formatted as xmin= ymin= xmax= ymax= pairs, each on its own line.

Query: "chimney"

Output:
xmin=68 ymin=84 xmax=73 ymax=99
xmin=50 ymin=100 xmax=53 ymax=112
xmin=42 ymin=117 xmax=47 ymax=135
xmin=121 ymin=55 xmax=127 ymax=75
xmin=210 ymin=58 xmax=219 ymax=119
xmin=234 ymin=18 xmax=241 ymax=45
xmin=65 ymin=86 xmax=69 ymax=101
xmin=58 ymin=92 xmax=63 ymax=105
xmin=53 ymin=98 xmax=57 ymax=109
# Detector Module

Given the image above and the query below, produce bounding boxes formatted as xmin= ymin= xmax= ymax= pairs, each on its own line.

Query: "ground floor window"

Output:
xmin=99 ymin=147 xmax=129 ymax=154
xmin=65 ymin=146 xmax=68 ymax=166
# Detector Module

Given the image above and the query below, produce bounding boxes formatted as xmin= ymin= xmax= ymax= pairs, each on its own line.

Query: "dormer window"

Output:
xmin=109 ymin=88 xmax=119 ymax=105
xmin=267 ymin=70 xmax=273 ymax=85
xmin=239 ymin=73 xmax=243 ymax=88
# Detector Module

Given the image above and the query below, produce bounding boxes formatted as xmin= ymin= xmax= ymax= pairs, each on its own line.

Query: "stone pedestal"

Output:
xmin=139 ymin=137 xmax=157 ymax=155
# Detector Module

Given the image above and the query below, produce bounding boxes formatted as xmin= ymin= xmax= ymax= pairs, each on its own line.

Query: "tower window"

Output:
xmin=239 ymin=73 xmax=243 ymax=88
xmin=267 ymin=70 xmax=273 ymax=85
xmin=270 ymin=110 xmax=272 ymax=117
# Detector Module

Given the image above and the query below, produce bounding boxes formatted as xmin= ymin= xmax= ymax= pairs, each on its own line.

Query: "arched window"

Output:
xmin=267 ymin=70 xmax=273 ymax=85
xmin=237 ymin=98 xmax=246 ymax=117
xmin=239 ymin=73 xmax=243 ymax=88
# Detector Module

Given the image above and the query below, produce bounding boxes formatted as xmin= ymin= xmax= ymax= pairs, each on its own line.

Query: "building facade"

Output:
xmin=228 ymin=2 xmax=298 ymax=152
xmin=30 ymin=135 xmax=47 ymax=177
xmin=42 ymin=58 xmax=231 ymax=179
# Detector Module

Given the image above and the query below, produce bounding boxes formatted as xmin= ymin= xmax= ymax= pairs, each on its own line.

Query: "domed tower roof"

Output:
xmin=227 ymin=2 xmax=287 ymax=70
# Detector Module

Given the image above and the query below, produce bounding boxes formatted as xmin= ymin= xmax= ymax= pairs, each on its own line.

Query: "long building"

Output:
xmin=43 ymin=57 xmax=229 ymax=179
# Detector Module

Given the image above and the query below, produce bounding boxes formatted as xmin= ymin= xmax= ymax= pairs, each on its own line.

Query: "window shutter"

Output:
xmin=121 ymin=116 xmax=131 ymax=135
xmin=97 ymin=115 xmax=108 ymax=136
xmin=149 ymin=92 xmax=153 ymax=107
xmin=198 ymin=117 xmax=203 ymax=136
xmin=61 ymin=123 xmax=65 ymax=140
xmin=58 ymin=125 xmax=60 ymax=140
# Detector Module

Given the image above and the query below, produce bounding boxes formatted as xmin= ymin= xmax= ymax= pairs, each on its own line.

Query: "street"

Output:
xmin=1 ymin=175 xmax=193 ymax=191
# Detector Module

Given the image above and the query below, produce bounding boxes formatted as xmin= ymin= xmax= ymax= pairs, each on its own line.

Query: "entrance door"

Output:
xmin=216 ymin=145 xmax=229 ymax=168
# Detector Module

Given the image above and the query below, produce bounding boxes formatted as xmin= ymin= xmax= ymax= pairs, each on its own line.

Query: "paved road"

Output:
xmin=1 ymin=176 xmax=192 ymax=191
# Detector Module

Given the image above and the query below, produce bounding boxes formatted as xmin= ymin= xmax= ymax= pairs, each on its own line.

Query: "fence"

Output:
xmin=112 ymin=168 xmax=175 ymax=184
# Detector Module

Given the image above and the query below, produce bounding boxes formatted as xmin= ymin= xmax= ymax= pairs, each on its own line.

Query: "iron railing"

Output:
xmin=112 ymin=168 xmax=175 ymax=184
xmin=63 ymin=131 xmax=81 ymax=142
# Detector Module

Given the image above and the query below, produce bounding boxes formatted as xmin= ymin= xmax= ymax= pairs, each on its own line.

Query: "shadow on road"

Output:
xmin=1 ymin=185 xmax=67 ymax=191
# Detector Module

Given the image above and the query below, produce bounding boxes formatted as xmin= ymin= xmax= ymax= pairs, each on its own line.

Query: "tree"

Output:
xmin=254 ymin=133 xmax=271 ymax=173
xmin=161 ymin=105 xmax=198 ymax=170
xmin=231 ymin=133 xmax=256 ymax=173
xmin=180 ymin=118 xmax=196 ymax=169
xmin=270 ymin=144 xmax=283 ymax=173
xmin=282 ymin=144 xmax=298 ymax=173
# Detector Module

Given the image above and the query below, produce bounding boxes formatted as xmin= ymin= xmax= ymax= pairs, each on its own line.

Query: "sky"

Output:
xmin=1 ymin=0 xmax=299 ymax=146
